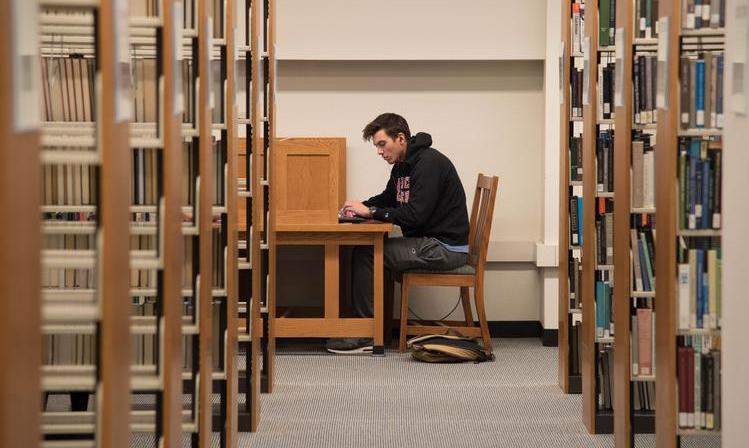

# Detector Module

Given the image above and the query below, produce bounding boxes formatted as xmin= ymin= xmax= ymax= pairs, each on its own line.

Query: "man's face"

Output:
xmin=372 ymin=129 xmax=406 ymax=165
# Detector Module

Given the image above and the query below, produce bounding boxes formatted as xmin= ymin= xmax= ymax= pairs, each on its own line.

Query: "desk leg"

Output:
xmin=373 ymin=237 xmax=384 ymax=356
xmin=324 ymin=243 xmax=340 ymax=319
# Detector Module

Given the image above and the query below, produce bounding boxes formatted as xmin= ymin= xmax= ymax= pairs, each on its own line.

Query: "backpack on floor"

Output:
xmin=407 ymin=334 xmax=494 ymax=363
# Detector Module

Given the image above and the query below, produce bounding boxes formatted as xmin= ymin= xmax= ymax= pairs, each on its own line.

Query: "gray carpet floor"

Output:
xmin=54 ymin=338 xmax=720 ymax=447
xmin=226 ymin=338 xmax=719 ymax=448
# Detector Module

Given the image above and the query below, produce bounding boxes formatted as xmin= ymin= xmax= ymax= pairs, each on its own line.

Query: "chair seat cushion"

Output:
xmin=405 ymin=264 xmax=475 ymax=275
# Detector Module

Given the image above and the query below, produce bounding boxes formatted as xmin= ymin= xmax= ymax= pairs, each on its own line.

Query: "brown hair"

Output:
xmin=362 ymin=113 xmax=411 ymax=142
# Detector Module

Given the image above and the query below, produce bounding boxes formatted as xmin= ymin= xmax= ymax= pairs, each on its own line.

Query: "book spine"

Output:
xmin=696 ymin=59 xmax=706 ymax=127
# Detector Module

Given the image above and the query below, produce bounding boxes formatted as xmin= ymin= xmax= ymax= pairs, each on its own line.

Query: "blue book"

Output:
xmin=695 ymin=60 xmax=706 ymax=127
xmin=702 ymin=159 xmax=711 ymax=229
xmin=688 ymin=140 xmax=700 ymax=229
xmin=696 ymin=250 xmax=704 ymax=328
xmin=596 ymin=281 xmax=605 ymax=336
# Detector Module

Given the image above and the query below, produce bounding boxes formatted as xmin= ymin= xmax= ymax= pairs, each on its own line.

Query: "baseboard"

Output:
xmin=542 ymin=329 xmax=559 ymax=347
xmin=486 ymin=320 xmax=542 ymax=338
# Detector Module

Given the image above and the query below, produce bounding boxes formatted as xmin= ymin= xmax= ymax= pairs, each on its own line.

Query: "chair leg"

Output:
xmin=473 ymin=281 xmax=493 ymax=354
xmin=384 ymin=270 xmax=394 ymax=346
xmin=460 ymin=286 xmax=473 ymax=326
xmin=398 ymin=276 xmax=411 ymax=353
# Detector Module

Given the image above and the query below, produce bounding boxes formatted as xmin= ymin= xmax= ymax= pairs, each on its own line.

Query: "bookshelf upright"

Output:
xmin=1 ymin=1 xmax=41 ymax=446
xmin=612 ymin=1 xmax=659 ymax=447
xmin=559 ymin=0 xmax=585 ymax=395
xmin=580 ymin=0 xmax=617 ymax=434
xmin=655 ymin=1 xmax=725 ymax=447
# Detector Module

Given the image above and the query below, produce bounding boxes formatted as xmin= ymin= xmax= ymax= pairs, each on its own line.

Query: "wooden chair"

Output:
xmin=398 ymin=174 xmax=499 ymax=354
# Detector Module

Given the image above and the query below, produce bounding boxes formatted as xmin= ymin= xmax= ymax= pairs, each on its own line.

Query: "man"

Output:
xmin=327 ymin=113 xmax=470 ymax=354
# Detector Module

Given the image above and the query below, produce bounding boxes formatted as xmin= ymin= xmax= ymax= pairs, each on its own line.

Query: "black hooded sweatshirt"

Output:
xmin=363 ymin=132 xmax=469 ymax=246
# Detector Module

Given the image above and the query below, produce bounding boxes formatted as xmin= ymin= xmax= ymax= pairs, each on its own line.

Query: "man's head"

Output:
xmin=362 ymin=113 xmax=411 ymax=165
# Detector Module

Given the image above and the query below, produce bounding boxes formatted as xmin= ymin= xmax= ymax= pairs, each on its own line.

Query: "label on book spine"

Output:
xmin=174 ymin=2 xmax=185 ymax=115
xmin=614 ymin=28 xmax=624 ymax=107
xmin=732 ymin=1 xmax=749 ymax=115
xmin=656 ymin=18 xmax=670 ymax=110
xmin=114 ymin=0 xmax=132 ymax=122
xmin=11 ymin=0 xmax=40 ymax=132
xmin=583 ymin=37 xmax=591 ymax=106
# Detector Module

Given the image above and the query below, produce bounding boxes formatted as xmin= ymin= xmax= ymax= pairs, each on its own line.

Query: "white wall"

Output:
xmin=239 ymin=0 xmax=557 ymax=323
xmin=276 ymin=0 xmax=546 ymax=60
xmin=272 ymin=59 xmax=546 ymax=321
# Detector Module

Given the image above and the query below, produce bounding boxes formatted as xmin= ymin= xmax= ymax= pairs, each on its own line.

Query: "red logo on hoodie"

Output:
xmin=396 ymin=176 xmax=410 ymax=204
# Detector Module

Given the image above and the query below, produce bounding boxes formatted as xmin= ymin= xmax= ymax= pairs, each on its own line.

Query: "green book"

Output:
xmin=599 ymin=0 xmax=611 ymax=46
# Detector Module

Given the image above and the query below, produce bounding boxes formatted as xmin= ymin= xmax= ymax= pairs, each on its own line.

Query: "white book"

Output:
xmin=678 ymin=264 xmax=691 ymax=329
xmin=643 ymin=150 xmax=655 ymax=209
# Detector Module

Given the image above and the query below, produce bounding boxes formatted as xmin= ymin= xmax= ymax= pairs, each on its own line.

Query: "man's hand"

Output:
xmin=341 ymin=200 xmax=371 ymax=218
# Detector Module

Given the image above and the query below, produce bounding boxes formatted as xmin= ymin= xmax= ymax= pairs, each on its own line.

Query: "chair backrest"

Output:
xmin=466 ymin=174 xmax=499 ymax=271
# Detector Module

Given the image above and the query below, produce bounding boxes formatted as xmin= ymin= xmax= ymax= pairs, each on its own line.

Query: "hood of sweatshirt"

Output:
xmin=403 ymin=132 xmax=432 ymax=165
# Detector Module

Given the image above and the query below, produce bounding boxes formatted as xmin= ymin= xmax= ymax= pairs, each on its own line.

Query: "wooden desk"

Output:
xmin=274 ymin=222 xmax=392 ymax=355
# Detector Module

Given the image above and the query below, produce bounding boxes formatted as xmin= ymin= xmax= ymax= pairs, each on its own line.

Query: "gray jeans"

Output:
xmin=351 ymin=237 xmax=467 ymax=318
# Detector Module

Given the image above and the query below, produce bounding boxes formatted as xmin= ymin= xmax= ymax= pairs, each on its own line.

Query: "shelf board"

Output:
xmin=596 ymin=264 xmax=614 ymax=270
xmin=596 ymin=336 xmax=614 ymax=344
xmin=631 ymin=207 xmax=656 ymax=214
xmin=571 ymin=51 xmax=584 ymax=58
xmin=633 ymin=123 xmax=658 ymax=130
xmin=598 ymin=45 xmax=615 ymax=52
xmin=678 ymin=229 xmax=721 ymax=237
xmin=631 ymin=291 xmax=655 ymax=298
xmin=680 ymin=28 xmax=726 ymax=37
xmin=677 ymin=428 xmax=721 ymax=436
xmin=597 ymin=119 xmax=615 ymax=125
xmin=631 ymin=374 xmax=656 ymax=382
xmin=570 ymin=180 xmax=583 ymax=186
xmin=677 ymin=328 xmax=721 ymax=336
xmin=570 ymin=308 xmax=582 ymax=315
xmin=633 ymin=38 xmax=658 ymax=45
xmin=596 ymin=191 xmax=614 ymax=198
xmin=677 ymin=128 xmax=723 ymax=137
xmin=571 ymin=116 xmax=584 ymax=122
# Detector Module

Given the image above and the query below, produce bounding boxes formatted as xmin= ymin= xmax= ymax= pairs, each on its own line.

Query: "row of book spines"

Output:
xmin=633 ymin=382 xmax=656 ymax=411
xmin=631 ymin=227 xmax=656 ymax=292
xmin=595 ymin=280 xmax=613 ymax=338
xmin=597 ymin=54 xmax=615 ymax=120
xmin=597 ymin=346 xmax=614 ymax=410
xmin=570 ymin=61 xmax=584 ymax=118
xmin=42 ymin=165 xmax=98 ymax=207
xmin=568 ymin=257 xmax=582 ymax=309
xmin=596 ymin=130 xmax=614 ymax=193
xmin=631 ymin=136 xmax=656 ymax=210
xmin=596 ymin=212 xmax=613 ymax=265
xmin=570 ymin=136 xmax=583 ymax=182
xmin=570 ymin=1 xmax=586 ymax=54
xmin=598 ymin=0 xmax=617 ymax=47
xmin=569 ymin=321 xmax=582 ymax=376
xmin=677 ymin=246 xmax=721 ymax=330
xmin=678 ymin=137 xmax=722 ymax=230
xmin=682 ymin=0 xmax=726 ymax=30
xmin=680 ymin=53 xmax=724 ymax=130
xmin=633 ymin=54 xmax=657 ymax=125
xmin=631 ymin=304 xmax=655 ymax=376
xmin=636 ymin=0 xmax=659 ymax=39
xmin=677 ymin=335 xmax=721 ymax=430
xmin=43 ymin=335 xmax=96 ymax=366
xmin=569 ymin=195 xmax=583 ymax=246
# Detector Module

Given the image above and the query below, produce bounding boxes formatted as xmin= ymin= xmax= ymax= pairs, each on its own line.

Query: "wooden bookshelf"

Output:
xmin=612 ymin=3 xmax=634 ymax=444
xmin=656 ymin=1 xmax=725 ymax=447
xmin=558 ymin=0 xmax=584 ymax=396
xmin=0 ymin=1 xmax=41 ymax=446
xmin=259 ymin=0 xmax=277 ymax=395
xmin=196 ymin=0 xmax=215 ymax=445
xmin=612 ymin=0 xmax=661 ymax=446
xmin=580 ymin=0 xmax=616 ymax=434
xmin=224 ymin=0 xmax=240 ymax=442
